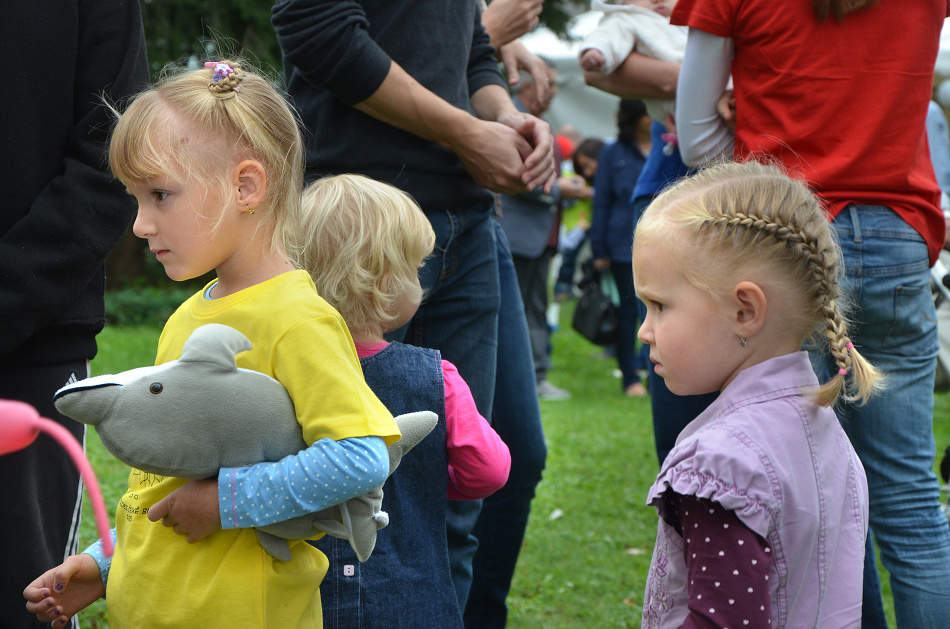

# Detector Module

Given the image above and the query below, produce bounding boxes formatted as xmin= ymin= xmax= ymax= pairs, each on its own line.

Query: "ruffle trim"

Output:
xmin=647 ymin=467 xmax=773 ymax=538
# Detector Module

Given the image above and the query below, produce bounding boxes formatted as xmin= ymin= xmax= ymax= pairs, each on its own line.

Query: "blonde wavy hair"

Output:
xmin=108 ymin=57 xmax=304 ymax=255
xmin=292 ymin=174 xmax=435 ymax=336
xmin=635 ymin=160 xmax=883 ymax=407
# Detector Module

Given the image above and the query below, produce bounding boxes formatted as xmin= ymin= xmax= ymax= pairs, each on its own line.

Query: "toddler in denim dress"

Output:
xmin=293 ymin=174 xmax=512 ymax=629
xmin=632 ymin=161 xmax=881 ymax=628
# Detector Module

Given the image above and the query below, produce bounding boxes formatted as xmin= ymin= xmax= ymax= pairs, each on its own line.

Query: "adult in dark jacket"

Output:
xmin=272 ymin=0 xmax=556 ymax=609
xmin=0 ymin=2 xmax=149 ymax=627
xmin=590 ymin=99 xmax=651 ymax=396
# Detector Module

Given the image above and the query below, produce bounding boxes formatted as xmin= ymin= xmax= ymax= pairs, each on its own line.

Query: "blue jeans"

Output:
xmin=465 ymin=220 xmax=547 ymax=628
xmin=611 ymin=262 xmax=649 ymax=389
xmin=811 ymin=206 xmax=950 ymax=628
xmin=388 ymin=203 xmax=500 ymax=609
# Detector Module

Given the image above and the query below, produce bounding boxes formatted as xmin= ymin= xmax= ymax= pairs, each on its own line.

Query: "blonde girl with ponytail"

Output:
xmin=24 ymin=58 xmax=399 ymax=629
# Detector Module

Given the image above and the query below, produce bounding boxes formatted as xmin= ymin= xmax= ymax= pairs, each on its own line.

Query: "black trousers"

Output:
xmin=0 ymin=361 xmax=88 ymax=629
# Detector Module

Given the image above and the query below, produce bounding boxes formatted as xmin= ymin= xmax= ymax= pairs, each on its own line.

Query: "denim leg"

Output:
xmin=465 ymin=220 xmax=547 ymax=628
xmin=388 ymin=204 xmax=500 ymax=609
xmin=554 ymin=235 xmax=586 ymax=298
xmin=512 ymin=250 xmax=553 ymax=383
xmin=816 ymin=206 xmax=950 ymax=628
xmin=612 ymin=262 xmax=647 ymax=389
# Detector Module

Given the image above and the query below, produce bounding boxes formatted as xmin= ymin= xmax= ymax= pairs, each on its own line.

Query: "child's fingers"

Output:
xmin=24 ymin=591 xmax=64 ymax=624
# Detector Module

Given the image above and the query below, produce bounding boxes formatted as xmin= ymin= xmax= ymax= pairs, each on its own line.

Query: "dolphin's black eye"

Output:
xmin=149 ymin=382 xmax=163 ymax=394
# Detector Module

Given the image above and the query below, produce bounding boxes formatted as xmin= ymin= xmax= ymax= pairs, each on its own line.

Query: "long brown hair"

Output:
xmin=813 ymin=0 xmax=881 ymax=22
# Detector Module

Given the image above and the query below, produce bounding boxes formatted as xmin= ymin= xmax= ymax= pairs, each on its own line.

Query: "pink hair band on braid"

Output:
xmin=846 ymin=342 xmax=854 ymax=349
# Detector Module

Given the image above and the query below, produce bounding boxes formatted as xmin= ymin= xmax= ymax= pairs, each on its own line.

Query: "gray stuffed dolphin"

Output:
xmin=53 ymin=323 xmax=437 ymax=562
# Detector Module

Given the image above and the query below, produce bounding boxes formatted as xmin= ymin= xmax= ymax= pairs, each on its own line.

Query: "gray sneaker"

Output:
xmin=537 ymin=380 xmax=571 ymax=401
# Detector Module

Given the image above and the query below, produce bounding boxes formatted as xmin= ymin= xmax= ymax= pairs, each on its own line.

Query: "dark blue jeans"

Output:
xmin=611 ymin=261 xmax=649 ymax=389
xmin=464 ymin=220 xmax=547 ymax=628
xmin=388 ymin=203 xmax=500 ymax=609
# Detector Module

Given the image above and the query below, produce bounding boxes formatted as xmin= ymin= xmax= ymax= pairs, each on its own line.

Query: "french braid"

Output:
xmin=638 ymin=160 xmax=883 ymax=406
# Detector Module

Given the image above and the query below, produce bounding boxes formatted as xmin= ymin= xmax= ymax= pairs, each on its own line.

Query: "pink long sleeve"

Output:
xmin=442 ymin=359 xmax=511 ymax=499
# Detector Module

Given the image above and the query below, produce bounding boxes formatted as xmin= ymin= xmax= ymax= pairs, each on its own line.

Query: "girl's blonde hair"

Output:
xmin=635 ymin=160 xmax=882 ymax=407
xmin=293 ymin=174 xmax=435 ymax=335
xmin=108 ymin=58 xmax=304 ymax=254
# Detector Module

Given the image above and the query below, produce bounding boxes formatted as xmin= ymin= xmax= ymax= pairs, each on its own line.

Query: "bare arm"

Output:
xmin=584 ymin=52 xmax=680 ymax=100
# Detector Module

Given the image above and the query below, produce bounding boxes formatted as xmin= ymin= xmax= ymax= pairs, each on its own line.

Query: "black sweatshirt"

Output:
xmin=0 ymin=1 xmax=149 ymax=366
xmin=273 ymin=0 xmax=507 ymax=211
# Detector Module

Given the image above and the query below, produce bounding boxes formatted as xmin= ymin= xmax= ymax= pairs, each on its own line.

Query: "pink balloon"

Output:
xmin=0 ymin=399 xmax=41 ymax=454
xmin=0 ymin=399 xmax=113 ymax=557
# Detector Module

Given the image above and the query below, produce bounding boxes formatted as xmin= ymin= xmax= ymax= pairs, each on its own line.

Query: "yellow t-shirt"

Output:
xmin=106 ymin=270 xmax=399 ymax=628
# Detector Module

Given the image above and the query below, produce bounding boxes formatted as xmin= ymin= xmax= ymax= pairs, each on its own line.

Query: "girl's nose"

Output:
xmin=638 ymin=318 xmax=653 ymax=345
xmin=132 ymin=208 xmax=153 ymax=239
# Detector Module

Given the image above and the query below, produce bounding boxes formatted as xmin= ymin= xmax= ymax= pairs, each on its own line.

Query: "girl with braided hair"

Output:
xmin=24 ymin=58 xmax=400 ymax=628
xmin=636 ymin=160 xmax=880 ymax=628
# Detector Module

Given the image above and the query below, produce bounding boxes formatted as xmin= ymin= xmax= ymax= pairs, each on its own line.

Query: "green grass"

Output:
xmin=74 ymin=311 xmax=950 ymax=627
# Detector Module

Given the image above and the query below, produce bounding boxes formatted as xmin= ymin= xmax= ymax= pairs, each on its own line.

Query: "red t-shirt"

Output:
xmin=672 ymin=0 xmax=949 ymax=263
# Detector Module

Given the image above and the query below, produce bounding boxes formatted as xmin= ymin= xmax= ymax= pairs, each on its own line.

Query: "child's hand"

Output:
xmin=580 ymin=49 xmax=606 ymax=72
xmin=717 ymin=88 xmax=736 ymax=132
xmin=24 ymin=554 xmax=104 ymax=628
xmin=148 ymin=479 xmax=221 ymax=543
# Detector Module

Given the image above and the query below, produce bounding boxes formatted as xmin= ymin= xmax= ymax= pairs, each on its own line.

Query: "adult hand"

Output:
xmin=593 ymin=257 xmax=611 ymax=271
xmin=482 ymin=0 xmax=543 ymax=49
xmin=717 ymin=88 xmax=736 ymax=132
xmin=497 ymin=39 xmax=551 ymax=110
xmin=147 ymin=479 xmax=221 ymax=543
xmin=497 ymin=111 xmax=557 ymax=192
xmin=450 ymin=119 xmax=536 ymax=195
xmin=24 ymin=554 xmax=104 ymax=628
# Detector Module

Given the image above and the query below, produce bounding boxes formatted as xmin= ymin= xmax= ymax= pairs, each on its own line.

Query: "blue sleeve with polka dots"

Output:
xmin=217 ymin=435 xmax=389 ymax=528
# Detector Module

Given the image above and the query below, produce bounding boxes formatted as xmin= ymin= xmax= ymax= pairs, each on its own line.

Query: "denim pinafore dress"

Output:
xmin=313 ymin=342 xmax=462 ymax=628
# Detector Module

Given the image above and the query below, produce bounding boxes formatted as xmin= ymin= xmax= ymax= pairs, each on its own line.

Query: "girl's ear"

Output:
xmin=733 ymin=280 xmax=767 ymax=337
xmin=233 ymin=160 xmax=267 ymax=210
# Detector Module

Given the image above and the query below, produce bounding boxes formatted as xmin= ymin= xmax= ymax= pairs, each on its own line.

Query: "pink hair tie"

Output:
xmin=838 ymin=368 xmax=848 ymax=376
xmin=845 ymin=342 xmax=854 ymax=349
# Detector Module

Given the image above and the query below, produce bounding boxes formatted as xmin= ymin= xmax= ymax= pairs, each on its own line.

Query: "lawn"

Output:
xmin=72 ymin=306 xmax=950 ymax=627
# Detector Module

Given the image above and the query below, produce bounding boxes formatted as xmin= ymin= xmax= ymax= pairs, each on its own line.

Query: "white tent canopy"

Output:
xmin=523 ymin=13 xmax=950 ymax=140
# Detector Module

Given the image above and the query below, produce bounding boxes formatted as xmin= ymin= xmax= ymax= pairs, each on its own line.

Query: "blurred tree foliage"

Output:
xmin=140 ymin=0 xmax=283 ymax=76
xmin=139 ymin=0 xmax=586 ymax=77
